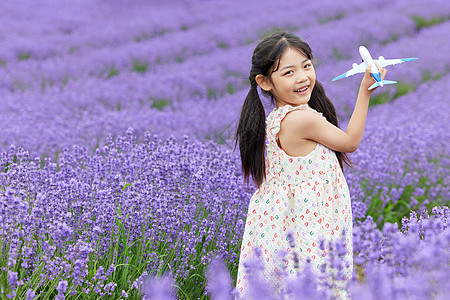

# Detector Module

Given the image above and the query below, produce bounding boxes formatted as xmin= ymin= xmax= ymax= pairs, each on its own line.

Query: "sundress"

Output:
xmin=235 ymin=104 xmax=353 ymax=300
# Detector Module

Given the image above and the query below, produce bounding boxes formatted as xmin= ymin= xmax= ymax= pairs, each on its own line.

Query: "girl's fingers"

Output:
xmin=365 ymin=64 xmax=372 ymax=76
xmin=375 ymin=62 xmax=387 ymax=79
xmin=374 ymin=62 xmax=382 ymax=70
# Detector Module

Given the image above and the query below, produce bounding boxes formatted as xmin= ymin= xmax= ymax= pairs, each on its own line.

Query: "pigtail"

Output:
xmin=309 ymin=80 xmax=352 ymax=170
xmin=235 ymin=80 xmax=266 ymax=187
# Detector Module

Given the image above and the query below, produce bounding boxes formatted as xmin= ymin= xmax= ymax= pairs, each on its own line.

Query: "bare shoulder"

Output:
xmin=280 ymin=108 xmax=324 ymax=133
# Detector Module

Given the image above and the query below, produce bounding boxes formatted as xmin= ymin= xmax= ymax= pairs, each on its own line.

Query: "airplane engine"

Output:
xmin=352 ymin=63 xmax=358 ymax=68
xmin=378 ymin=56 xmax=385 ymax=60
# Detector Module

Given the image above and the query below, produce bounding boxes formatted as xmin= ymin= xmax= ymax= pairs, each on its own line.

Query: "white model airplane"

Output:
xmin=332 ymin=46 xmax=418 ymax=90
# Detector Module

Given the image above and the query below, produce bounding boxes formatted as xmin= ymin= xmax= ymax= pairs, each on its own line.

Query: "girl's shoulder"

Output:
xmin=267 ymin=104 xmax=323 ymax=137
xmin=267 ymin=104 xmax=323 ymax=124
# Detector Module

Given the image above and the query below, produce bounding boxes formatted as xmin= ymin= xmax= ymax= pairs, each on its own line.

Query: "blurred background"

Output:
xmin=1 ymin=0 xmax=449 ymax=156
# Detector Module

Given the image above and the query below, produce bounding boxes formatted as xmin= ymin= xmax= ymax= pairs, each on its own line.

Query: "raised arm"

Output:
xmin=280 ymin=64 xmax=386 ymax=154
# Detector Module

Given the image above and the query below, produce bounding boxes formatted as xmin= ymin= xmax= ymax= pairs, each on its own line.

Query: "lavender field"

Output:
xmin=1 ymin=0 xmax=449 ymax=299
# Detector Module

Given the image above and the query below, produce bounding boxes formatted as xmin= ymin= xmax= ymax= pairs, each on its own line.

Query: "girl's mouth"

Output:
xmin=294 ymin=86 xmax=309 ymax=94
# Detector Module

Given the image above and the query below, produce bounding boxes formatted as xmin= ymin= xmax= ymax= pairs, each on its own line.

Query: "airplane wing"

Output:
xmin=375 ymin=58 xmax=418 ymax=68
xmin=332 ymin=61 xmax=367 ymax=81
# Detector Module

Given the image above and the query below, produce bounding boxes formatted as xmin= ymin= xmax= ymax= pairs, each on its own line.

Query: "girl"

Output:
xmin=234 ymin=31 xmax=386 ymax=299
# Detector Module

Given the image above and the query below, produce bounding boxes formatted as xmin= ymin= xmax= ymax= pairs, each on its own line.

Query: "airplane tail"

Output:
xmin=369 ymin=80 xmax=397 ymax=90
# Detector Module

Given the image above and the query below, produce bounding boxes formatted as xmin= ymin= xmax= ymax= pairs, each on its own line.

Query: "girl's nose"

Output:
xmin=296 ymin=73 xmax=307 ymax=83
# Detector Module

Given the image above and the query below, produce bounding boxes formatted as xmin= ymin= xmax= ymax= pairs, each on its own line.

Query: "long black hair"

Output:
xmin=235 ymin=31 xmax=352 ymax=187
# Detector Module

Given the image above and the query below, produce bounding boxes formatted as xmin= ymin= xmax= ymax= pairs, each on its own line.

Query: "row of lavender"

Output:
xmin=0 ymin=0 xmax=398 ymax=66
xmin=1 ymin=130 xmax=252 ymax=298
xmin=313 ymin=73 xmax=448 ymax=228
xmin=1 ymin=0 xmax=450 ymax=155
xmin=157 ymin=208 xmax=449 ymax=299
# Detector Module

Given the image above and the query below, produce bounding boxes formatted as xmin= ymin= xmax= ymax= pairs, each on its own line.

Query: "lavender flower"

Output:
xmin=205 ymin=256 xmax=233 ymax=300
xmin=141 ymin=274 xmax=177 ymax=300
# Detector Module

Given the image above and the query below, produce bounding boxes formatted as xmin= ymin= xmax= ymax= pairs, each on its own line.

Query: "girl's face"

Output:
xmin=267 ymin=47 xmax=316 ymax=108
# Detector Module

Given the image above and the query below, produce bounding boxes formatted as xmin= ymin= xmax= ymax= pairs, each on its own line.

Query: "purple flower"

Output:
xmin=141 ymin=273 xmax=177 ymax=300
xmin=57 ymin=280 xmax=68 ymax=294
xmin=205 ymin=256 xmax=233 ymax=300
xmin=25 ymin=289 xmax=36 ymax=300
xmin=8 ymin=271 xmax=18 ymax=290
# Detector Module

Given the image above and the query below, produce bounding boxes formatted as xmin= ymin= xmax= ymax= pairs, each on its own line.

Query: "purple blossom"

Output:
xmin=205 ymin=256 xmax=233 ymax=300
xmin=56 ymin=280 xmax=68 ymax=294
xmin=8 ymin=271 xmax=18 ymax=290
xmin=141 ymin=273 xmax=177 ymax=300
xmin=25 ymin=289 xmax=36 ymax=300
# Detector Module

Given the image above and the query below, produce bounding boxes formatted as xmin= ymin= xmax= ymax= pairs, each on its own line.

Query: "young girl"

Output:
xmin=234 ymin=32 xmax=386 ymax=299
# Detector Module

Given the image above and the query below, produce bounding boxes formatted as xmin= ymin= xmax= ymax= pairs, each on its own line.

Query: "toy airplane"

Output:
xmin=332 ymin=46 xmax=418 ymax=90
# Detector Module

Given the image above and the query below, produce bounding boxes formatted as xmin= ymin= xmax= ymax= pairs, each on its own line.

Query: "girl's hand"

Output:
xmin=360 ymin=62 xmax=387 ymax=93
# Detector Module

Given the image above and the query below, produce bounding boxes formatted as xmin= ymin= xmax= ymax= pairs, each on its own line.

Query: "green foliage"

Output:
xmin=369 ymin=82 xmax=416 ymax=107
xmin=132 ymin=60 xmax=149 ymax=73
xmin=260 ymin=27 xmax=283 ymax=38
xmin=244 ymin=38 xmax=254 ymax=45
xmin=227 ymin=83 xmax=235 ymax=95
xmin=332 ymin=48 xmax=348 ymax=61
xmin=68 ymin=46 xmax=79 ymax=54
xmin=411 ymin=15 xmax=447 ymax=29
xmin=422 ymin=71 xmax=443 ymax=82
xmin=381 ymin=34 xmax=399 ymax=46
xmin=0 ymin=195 xmax=153 ymax=299
xmin=62 ymin=76 xmax=70 ymax=86
xmin=392 ymin=82 xmax=416 ymax=99
xmin=97 ymin=64 xmax=119 ymax=78
xmin=207 ymin=88 xmax=217 ymax=100
xmin=204 ymin=123 xmax=233 ymax=145
xmin=108 ymin=66 xmax=119 ymax=79
xmin=217 ymin=42 xmax=229 ymax=49
xmin=18 ymin=53 xmax=31 ymax=61
xmin=369 ymin=91 xmax=390 ymax=107
xmin=319 ymin=12 xmax=346 ymax=25
xmin=151 ymin=98 xmax=169 ymax=111
xmin=360 ymin=158 xmax=448 ymax=229
xmin=259 ymin=25 xmax=299 ymax=40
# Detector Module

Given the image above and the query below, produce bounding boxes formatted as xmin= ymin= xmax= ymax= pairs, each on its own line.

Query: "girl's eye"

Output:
xmin=304 ymin=64 xmax=312 ymax=68
xmin=284 ymin=70 xmax=293 ymax=75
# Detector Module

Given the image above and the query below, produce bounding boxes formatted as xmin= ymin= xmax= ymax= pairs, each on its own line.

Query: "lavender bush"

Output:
xmin=0 ymin=131 xmax=252 ymax=299
xmin=1 ymin=128 xmax=448 ymax=299
xmin=144 ymin=206 xmax=449 ymax=299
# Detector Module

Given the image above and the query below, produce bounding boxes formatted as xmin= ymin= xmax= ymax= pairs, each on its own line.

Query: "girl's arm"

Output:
xmin=280 ymin=64 xmax=386 ymax=153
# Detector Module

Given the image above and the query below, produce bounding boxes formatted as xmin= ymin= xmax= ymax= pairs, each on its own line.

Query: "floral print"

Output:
xmin=236 ymin=104 xmax=353 ymax=299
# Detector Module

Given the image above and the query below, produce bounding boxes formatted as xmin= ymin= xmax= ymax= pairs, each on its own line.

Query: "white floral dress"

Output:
xmin=235 ymin=104 xmax=353 ymax=299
